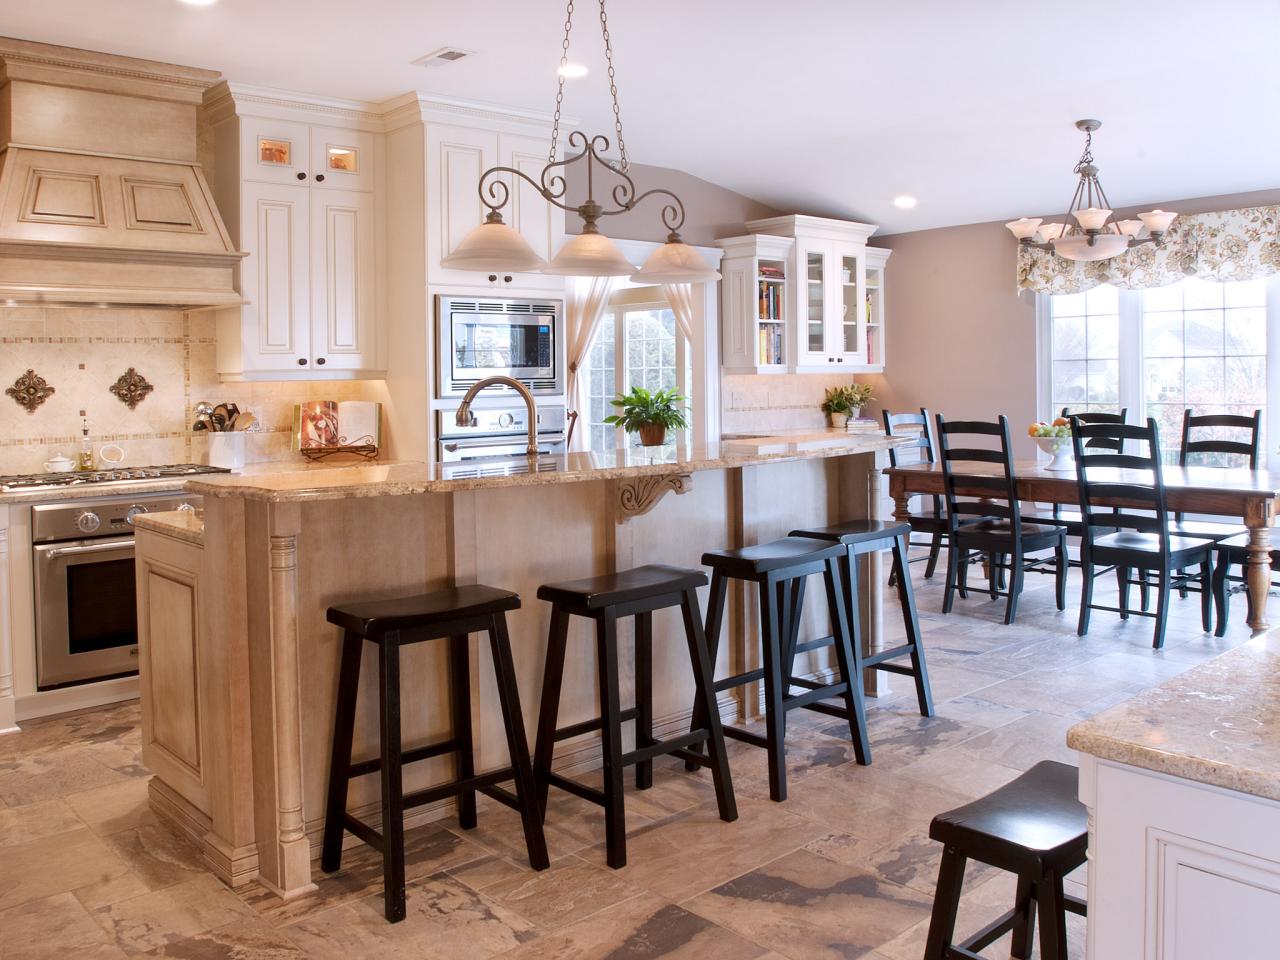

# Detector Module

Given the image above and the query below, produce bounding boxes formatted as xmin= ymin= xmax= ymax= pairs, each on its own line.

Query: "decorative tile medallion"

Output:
xmin=5 ymin=368 xmax=55 ymax=413
xmin=109 ymin=367 xmax=154 ymax=410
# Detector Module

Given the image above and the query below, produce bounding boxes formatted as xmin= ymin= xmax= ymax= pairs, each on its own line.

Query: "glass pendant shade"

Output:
xmin=440 ymin=218 xmax=548 ymax=272
xmin=1114 ymin=219 xmax=1144 ymax=238
xmin=541 ymin=229 xmax=637 ymax=276
xmin=631 ymin=239 xmax=721 ymax=283
xmin=1038 ymin=222 xmax=1068 ymax=242
xmin=1052 ymin=232 xmax=1129 ymax=262
xmin=1073 ymin=207 xmax=1112 ymax=231
xmin=1138 ymin=209 xmax=1178 ymax=233
xmin=1005 ymin=218 xmax=1043 ymax=240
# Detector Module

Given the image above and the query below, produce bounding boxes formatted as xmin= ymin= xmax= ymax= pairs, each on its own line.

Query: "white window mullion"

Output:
xmin=1117 ymin=288 xmax=1144 ymax=424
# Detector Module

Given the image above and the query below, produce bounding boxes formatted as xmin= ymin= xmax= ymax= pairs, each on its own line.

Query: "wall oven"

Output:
xmin=437 ymin=403 xmax=567 ymax=462
xmin=32 ymin=492 xmax=200 ymax=689
xmin=437 ymin=295 xmax=564 ymax=398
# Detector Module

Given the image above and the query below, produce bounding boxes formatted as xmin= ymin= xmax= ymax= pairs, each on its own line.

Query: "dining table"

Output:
xmin=886 ymin=460 xmax=1280 ymax=634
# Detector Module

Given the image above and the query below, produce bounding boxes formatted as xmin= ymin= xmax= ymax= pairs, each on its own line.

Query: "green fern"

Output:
xmin=603 ymin=386 xmax=690 ymax=433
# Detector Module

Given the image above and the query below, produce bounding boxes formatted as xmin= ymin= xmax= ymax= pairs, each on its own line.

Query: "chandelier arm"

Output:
xmin=540 ymin=130 xmax=591 ymax=202
xmin=478 ymin=165 xmax=582 ymax=217
xmin=610 ymin=187 xmax=687 ymax=234
xmin=1061 ymin=177 xmax=1086 ymax=236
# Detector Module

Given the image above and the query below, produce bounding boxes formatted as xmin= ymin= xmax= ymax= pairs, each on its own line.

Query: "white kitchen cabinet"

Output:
xmin=204 ymin=83 xmax=385 ymax=380
xmin=719 ymin=215 xmax=887 ymax=374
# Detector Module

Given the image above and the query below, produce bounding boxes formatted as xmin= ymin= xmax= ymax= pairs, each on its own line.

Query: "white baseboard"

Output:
xmin=15 ymin=675 xmax=140 ymax=721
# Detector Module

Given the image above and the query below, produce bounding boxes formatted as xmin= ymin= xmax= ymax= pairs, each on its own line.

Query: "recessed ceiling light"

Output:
xmin=178 ymin=0 xmax=218 ymax=6
xmin=893 ymin=195 xmax=918 ymax=209
xmin=557 ymin=63 xmax=589 ymax=78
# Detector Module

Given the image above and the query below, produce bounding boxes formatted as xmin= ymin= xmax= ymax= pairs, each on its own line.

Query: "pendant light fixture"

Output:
xmin=1006 ymin=120 xmax=1176 ymax=263
xmin=441 ymin=0 xmax=720 ymax=283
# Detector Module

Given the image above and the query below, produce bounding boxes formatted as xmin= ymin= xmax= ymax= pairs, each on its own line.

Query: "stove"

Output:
xmin=0 ymin=463 xmax=231 ymax=493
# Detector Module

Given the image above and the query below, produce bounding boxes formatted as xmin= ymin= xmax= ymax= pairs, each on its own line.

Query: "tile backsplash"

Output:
xmin=0 ymin=306 xmax=388 ymax=475
xmin=721 ymin=373 xmax=888 ymax=435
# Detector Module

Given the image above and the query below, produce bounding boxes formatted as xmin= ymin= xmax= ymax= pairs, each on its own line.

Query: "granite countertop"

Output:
xmin=1067 ymin=634 xmax=1280 ymax=801
xmin=184 ymin=433 xmax=907 ymax=503
xmin=132 ymin=510 xmax=206 ymax=547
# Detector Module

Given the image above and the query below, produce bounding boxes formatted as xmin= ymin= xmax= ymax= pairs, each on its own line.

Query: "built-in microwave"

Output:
xmin=437 ymin=295 xmax=564 ymax=398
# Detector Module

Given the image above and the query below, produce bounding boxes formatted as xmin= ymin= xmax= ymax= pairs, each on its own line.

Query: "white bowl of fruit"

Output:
xmin=1028 ymin=418 xmax=1076 ymax=471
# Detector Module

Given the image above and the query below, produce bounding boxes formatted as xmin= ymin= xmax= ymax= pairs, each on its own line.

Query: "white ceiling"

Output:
xmin=7 ymin=0 xmax=1280 ymax=234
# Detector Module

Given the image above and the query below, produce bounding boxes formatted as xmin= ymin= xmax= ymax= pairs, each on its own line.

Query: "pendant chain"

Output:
xmin=547 ymin=0 xmax=628 ymax=172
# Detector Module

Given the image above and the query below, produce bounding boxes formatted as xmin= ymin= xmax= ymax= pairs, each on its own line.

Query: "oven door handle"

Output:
xmin=38 ymin=538 xmax=134 ymax=560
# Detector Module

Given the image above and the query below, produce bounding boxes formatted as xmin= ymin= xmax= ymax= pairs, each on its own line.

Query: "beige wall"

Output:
xmin=0 ymin=306 xmax=387 ymax=474
xmin=565 ymin=160 xmax=782 ymax=246
xmin=873 ymin=187 xmax=1280 ymax=456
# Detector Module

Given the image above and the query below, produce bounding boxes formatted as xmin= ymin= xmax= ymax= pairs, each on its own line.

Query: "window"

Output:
xmin=1042 ymin=276 xmax=1277 ymax=466
xmin=585 ymin=297 xmax=690 ymax=450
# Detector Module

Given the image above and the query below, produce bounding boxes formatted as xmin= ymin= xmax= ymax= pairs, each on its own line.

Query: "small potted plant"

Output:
xmin=604 ymin=386 xmax=690 ymax=446
xmin=821 ymin=382 xmax=875 ymax=427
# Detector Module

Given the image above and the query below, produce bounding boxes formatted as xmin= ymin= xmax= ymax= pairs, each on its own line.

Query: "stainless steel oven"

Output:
xmin=437 ymin=403 xmax=567 ymax=462
xmin=438 ymin=295 xmax=564 ymax=398
xmin=32 ymin=491 xmax=200 ymax=689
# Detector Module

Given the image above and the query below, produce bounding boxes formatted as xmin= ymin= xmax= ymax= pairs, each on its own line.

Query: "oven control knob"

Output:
xmin=125 ymin=505 xmax=149 ymax=525
xmin=498 ymin=412 xmax=515 ymax=428
xmin=76 ymin=511 xmax=101 ymax=533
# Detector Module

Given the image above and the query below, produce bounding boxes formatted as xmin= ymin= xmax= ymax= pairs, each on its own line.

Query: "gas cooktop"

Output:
xmin=0 ymin=463 xmax=231 ymax=493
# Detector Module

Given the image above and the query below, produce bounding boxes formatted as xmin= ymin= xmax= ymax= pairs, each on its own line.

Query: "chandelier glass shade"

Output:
xmin=1006 ymin=120 xmax=1176 ymax=263
xmin=441 ymin=0 xmax=720 ymax=283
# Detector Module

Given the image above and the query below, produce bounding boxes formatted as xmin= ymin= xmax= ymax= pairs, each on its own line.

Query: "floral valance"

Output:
xmin=1016 ymin=204 xmax=1280 ymax=294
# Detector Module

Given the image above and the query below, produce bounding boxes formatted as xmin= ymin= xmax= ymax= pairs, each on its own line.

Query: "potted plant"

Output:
xmin=821 ymin=382 xmax=875 ymax=427
xmin=604 ymin=386 xmax=690 ymax=446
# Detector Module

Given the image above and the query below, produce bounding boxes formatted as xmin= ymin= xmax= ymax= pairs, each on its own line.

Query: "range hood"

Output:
xmin=0 ymin=38 xmax=243 ymax=308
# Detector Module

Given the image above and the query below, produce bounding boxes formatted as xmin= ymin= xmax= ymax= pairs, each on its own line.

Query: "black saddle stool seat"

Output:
xmin=790 ymin=519 xmax=934 ymax=720
xmin=533 ymin=564 xmax=737 ymax=869
xmin=687 ymin=536 xmax=867 ymax=803
xmin=321 ymin=584 xmax=549 ymax=923
xmin=924 ymin=760 xmax=1088 ymax=960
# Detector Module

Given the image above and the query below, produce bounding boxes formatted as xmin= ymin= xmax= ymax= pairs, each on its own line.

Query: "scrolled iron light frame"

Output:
xmin=476 ymin=130 xmax=690 ymax=243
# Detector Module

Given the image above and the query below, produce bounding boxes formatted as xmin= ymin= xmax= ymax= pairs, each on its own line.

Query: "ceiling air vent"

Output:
xmin=412 ymin=47 xmax=474 ymax=67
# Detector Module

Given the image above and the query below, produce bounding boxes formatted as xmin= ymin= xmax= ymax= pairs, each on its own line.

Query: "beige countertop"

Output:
xmin=184 ymin=433 xmax=906 ymax=503
xmin=1067 ymin=634 xmax=1280 ymax=802
xmin=132 ymin=509 xmax=206 ymax=547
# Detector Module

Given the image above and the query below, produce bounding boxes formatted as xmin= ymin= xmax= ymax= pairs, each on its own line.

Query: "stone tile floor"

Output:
xmin=0 ymin=567 xmax=1255 ymax=958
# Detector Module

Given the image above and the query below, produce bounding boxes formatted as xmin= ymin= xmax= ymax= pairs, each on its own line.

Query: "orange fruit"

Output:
xmin=1052 ymin=417 xmax=1070 ymax=427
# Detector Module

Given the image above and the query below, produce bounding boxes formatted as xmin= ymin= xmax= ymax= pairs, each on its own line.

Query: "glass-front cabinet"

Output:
xmin=717 ymin=216 xmax=889 ymax=375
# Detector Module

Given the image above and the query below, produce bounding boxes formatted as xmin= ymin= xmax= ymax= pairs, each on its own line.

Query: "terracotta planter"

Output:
xmin=637 ymin=424 xmax=668 ymax=446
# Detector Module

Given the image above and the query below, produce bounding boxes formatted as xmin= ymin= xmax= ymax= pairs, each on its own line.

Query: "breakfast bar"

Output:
xmin=133 ymin=432 xmax=907 ymax=899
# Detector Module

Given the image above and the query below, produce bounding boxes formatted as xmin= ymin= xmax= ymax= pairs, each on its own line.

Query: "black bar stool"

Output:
xmin=688 ymin=536 xmax=866 ymax=803
xmin=924 ymin=760 xmax=1087 ymax=960
xmin=321 ymin=585 xmax=549 ymax=923
xmin=791 ymin=519 xmax=934 ymax=718
xmin=533 ymin=564 xmax=737 ymax=869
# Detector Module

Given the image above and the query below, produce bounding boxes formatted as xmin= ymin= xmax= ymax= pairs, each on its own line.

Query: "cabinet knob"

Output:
xmin=488 ymin=274 xmax=498 ymax=283
xmin=296 ymin=172 xmax=307 ymax=181
xmin=315 ymin=174 xmax=325 ymax=183
xmin=503 ymin=275 xmax=513 ymax=283
xmin=297 ymin=358 xmax=308 ymax=366
xmin=316 ymin=357 xmax=326 ymax=365
xmin=837 ymin=358 xmax=844 ymax=363
xmin=828 ymin=357 xmax=835 ymax=363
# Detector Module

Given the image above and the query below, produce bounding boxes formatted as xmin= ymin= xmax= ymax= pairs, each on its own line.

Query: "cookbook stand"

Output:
xmin=299 ymin=444 xmax=380 ymax=463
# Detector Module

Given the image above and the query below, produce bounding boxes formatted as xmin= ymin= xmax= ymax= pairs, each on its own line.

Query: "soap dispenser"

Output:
xmin=76 ymin=415 xmax=96 ymax=472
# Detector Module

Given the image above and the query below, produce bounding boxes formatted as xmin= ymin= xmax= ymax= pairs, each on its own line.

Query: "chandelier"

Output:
xmin=1005 ymin=119 xmax=1177 ymax=263
xmin=441 ymin=0 xmax=720 ymax=282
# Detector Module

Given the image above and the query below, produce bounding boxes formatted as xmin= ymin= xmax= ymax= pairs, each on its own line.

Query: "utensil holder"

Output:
xmin=208 ymin=432 xmax=246 ymax=470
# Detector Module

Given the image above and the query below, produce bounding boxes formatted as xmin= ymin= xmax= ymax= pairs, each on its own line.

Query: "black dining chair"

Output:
xmin=1071 ymin=417 xmax=1216 ymax=649
xmin=936 ymin=414 xmax=1068 ymax=625
xmin=1027 ymin=407 xmax=1129 ymax=532
xmin=883 ymin=407 xmax=947 ymax=580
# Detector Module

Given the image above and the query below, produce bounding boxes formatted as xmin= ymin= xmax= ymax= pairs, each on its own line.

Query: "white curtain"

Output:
xmin=565 ymin=276 xmax=616 ymax=450
xmin=661 ymin=282 xmax=697 ymax=344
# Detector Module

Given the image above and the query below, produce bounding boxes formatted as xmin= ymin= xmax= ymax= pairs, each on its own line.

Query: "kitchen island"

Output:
xmin=1068 ymin=635 xmax=1280 ymax=958
xmin=133 ymin=432 xmax=907 ymax=898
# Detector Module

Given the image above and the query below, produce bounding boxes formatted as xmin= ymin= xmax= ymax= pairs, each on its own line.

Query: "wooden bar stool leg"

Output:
xmin=685 ymin=572 xmax=728 ymax=772
xmin=1035 ymin=871 xmax=1068 ymax=960
xmin=533 ymin=606 xmax=570 ymax=818
xmin=634 ymin=611 xmax=654 ymax=791
xmin=923 ymin=845 xmax=967 ymax=960
xmin=1011 ymin=874 xmax=1037 ymax=960
xmin=680 ymin=587 xmax=737 ymax=824
xmin=321 ymin=631 xmax=363 ymax=873
xmin=488 ymin=613 xmax=550 ymax=871
xmin=449 ymin=633 xmax=477 ymax=830
xmin=892 ymin=533 xmax=934 ymax=718
xmin=596 ymin=608 xmax=628 ymax=868
xmin=825 ymin=556 xmax=870 ymax=766
xmin=377 ymin=631 xmax=406 ymax=923
xmin=759 ymin=576 xmax=788 ymax=802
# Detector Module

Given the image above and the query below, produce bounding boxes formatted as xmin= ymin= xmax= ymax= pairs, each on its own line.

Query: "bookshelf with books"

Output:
xmin=716 ymin=234 xmax=794 ymax=373
xmin=863 ymin=247 xmax=889 ymax=373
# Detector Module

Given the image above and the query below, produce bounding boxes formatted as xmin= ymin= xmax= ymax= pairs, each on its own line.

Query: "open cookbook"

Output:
xmin=292 ymin=401 xmax=382 ymax=450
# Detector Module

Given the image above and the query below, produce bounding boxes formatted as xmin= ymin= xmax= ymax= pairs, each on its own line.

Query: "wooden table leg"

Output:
xmin=1246 ymin=515 xmax=1271 ymax=635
